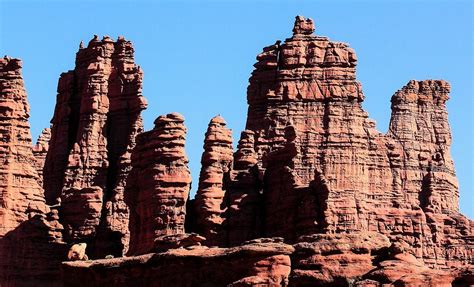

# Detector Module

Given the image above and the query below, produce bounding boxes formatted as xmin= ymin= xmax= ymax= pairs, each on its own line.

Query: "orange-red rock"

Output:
xmin=0 ymin=15 xmax=472 ymax=287
xmin=125 ymin=113 xmax=191 ymax=255
xmin=291 ymin=232 xmax=391 ymax=286
xmin=0 ymin=56 xmax=67 ymax=287
xmin=43 ymin=36 xmax=147 ymax=257
xmin=232 ymin=15 xmax=472 ymax=274
xmin=225 ymin=130 xmax=263 ymax=246
xmin=62 ymin=239 xmax=294 ymax=287
xmin=0 ymin=56 xmax=45 ymax=236
xmin=32 ymin=127 xmax=51 ymax=185
xmin=194 ymin=115 xmax=233 ymax=245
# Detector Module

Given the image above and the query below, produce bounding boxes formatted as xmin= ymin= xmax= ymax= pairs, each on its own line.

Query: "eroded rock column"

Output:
xmin=126 ymin=113 xmax=191 ymax=255
xmin=195 ymin=115 xmax=233 ymax=245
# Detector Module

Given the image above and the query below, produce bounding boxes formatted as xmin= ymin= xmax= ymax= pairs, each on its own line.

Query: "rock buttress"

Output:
xmin=225 ymin=130 xmax=263 ymax=246
xmin=125 ymin=113 xmax=191 ymax=255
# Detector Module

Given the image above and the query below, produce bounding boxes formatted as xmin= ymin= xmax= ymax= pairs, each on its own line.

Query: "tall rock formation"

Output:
xmin=0 ymin=56 xmax=45 ymax=235
xmin=231 ymin=15 xmax=472 ymax=274
xmin=0 ymin=57 xmax=66 ymax=287
xmin=43 ymin=36 xmax=147 ymax=256
xmin=387 ymin=80 xmax=458 ymax=213
xmin=126 ymin=113 xmax=191 ymax=255
xmin=0 ymin=15 xmax=472 ymax=287
xmin=195 ymin=115 xmax=233 ymax=245
xmin=244 ymin=15 xmax=380 ymax=238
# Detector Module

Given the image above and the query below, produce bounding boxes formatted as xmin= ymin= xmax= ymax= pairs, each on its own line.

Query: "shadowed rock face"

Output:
xmin=0 ymin=15 xmax=473 ymax=287
xmin=43 ymin=36 xmax=147 ymax=257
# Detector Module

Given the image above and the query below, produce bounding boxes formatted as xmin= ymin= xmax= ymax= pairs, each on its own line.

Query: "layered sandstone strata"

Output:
xmin=225 ymin=130 xmax=263 ymax=246
xmin=233 ymin=15 xmax=473 ymax=272
xmin=62 ymin=239 xmax=294 ymax=287
xmin=194 ymin=115 xmax=233 ymax=245
xmin=0 ymin=56 xmax=46 ymax=236
xmin=126 ymin=113 xmax=191 ymax=255
xmin=43 ymin=36 xmax=147 ymax=256
xmin=0 ymin=15 xmax=472 ymax=287
xmin=32 ymin=127 xmax=51 ymax=185
xmin=0 ymin=57 xmax=67 ymax=287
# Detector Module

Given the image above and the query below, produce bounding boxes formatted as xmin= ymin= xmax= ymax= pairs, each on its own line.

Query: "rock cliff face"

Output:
xmin=126 ymin=113 xmax=191 ymax=255
xmin=43 ymin=36 xmax=147 ymax=257
xmin=0 ymin=57 xmax=45 ymax=236
xmin=0 ymin=16 xmax=473 ymax=287
xmin=0 ymin=57 xmax=67 ymax=287
xmin=233 ymin=16 xmax=472 ymax=273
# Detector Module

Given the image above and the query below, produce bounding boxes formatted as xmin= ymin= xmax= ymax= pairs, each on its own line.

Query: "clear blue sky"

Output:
xmin=1 ymin=0 xmax=472 ymax=218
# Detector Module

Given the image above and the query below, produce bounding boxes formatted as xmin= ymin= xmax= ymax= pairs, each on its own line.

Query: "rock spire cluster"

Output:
xmin=0 ymin=16 xmax=472 ymax=287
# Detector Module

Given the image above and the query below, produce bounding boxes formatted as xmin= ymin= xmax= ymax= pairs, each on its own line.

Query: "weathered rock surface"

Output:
xmin=194 ymin=115 xmax=233 ymax=245
xmin=32 ymin=127 xmax=51 ymax=185
xmin=228 ymin=15 xmax=473 ymax=271
xmin=125 ymin=113 xmax=191 ymax=255
xmin=225 ymin=129 xmax=263 ymax=246
xmin=0 ymin=56 xmax=67 ymax=287
xmin=291 ymin=232 xmax=391 ymax=286
xmin=43 ymin=35 xmax=147 ymax=257
xmin=0 ymin=15 xmax=472 ymax=287
xmin=0 ymin=56 xmax=45 ymax=236
xmin=62 ymin=240 xmax=294 ymax=287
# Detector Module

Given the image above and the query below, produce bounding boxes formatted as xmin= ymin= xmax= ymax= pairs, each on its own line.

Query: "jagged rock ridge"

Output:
xmin=0 ymin=16 xmax=472 ymax=287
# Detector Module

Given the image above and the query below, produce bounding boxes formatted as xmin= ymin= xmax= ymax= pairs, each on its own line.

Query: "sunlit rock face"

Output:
xmin=125 ymin=113 xmax=191 ymax=256
xmin=0 ymin=56 xmax=67 ymax=287
xmin=0 ymin=15 xmax=472 ymax=287
xmin=43 ymin=36 xmax=147 ymax=257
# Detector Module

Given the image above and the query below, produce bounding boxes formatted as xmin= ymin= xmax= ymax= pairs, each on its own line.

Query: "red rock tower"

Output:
xmin=0 ymin=57 xmax=46 ymax=235
xmin=0 ymin=57 xmax=66 ymax=286
xmin=195 ymin=115 xmax=233 ymax=245
xmin=43 ymin=36 xmax=147 ymax=256
xmin=126 ymin=113 xmax=191 ymax=255
xmin=236 ymin=15 xmax=472 ymax=271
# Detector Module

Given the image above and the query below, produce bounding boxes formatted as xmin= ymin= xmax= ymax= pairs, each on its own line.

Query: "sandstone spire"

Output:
xmin=236 ymin=16 xmax=472 ymax=274
xmin=195 ymin=115 xmax=233 ymax=245
xmin=387 ymin=80 xmax=458 ymax=213
xmin=126 ymin=113 xmax=191 ymax=255
xmin=0 ymin=57 xmax=46 ymax=236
